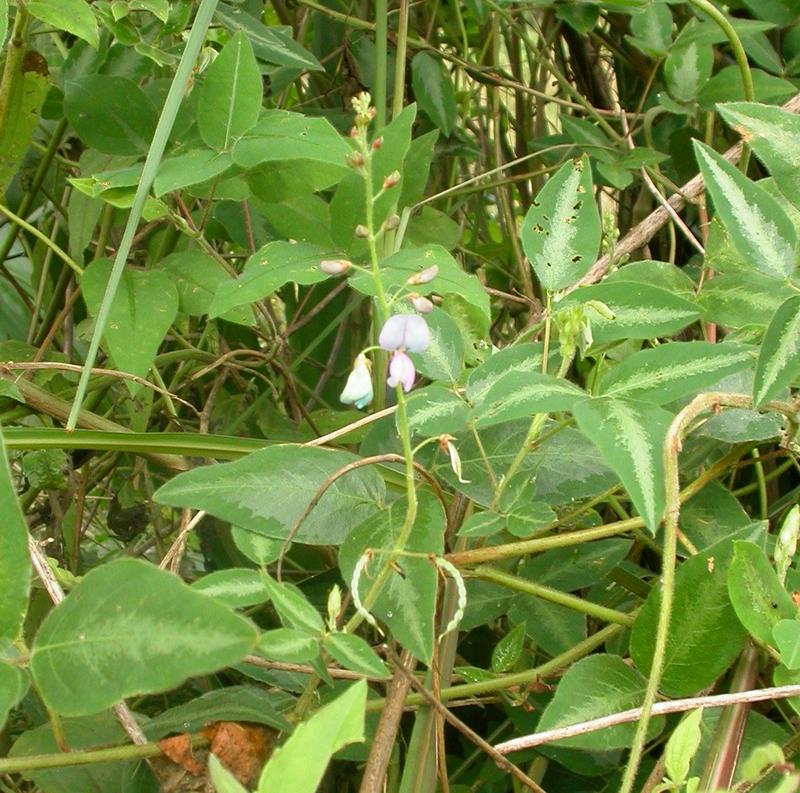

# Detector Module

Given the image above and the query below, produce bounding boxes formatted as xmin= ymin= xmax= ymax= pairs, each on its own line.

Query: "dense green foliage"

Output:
xmin=2 ymin=1 xmax=800 ymax=791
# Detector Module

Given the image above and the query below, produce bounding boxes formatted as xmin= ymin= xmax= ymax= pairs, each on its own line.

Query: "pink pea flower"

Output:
xmin=378 ymin=314 xmax=430 ymax=354
xmin=387 ymin=350 xmax=416 ymax=392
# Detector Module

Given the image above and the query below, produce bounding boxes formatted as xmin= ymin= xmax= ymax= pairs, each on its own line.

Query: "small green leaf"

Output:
xmin=536 ymin=654 xmax=663 ymax=750
xmin=262 ymin=574 xmax=324 ymax=634
xmin=693 ymin=140 xmax=797 ymax=280
xmin=323 ymin=633 xmax=390 ymax=679
xmin=231 ymin=528 xmax=282 ymax=566
xmin=773 ymin=620 xmax=800 ymax=670
xmin=30 ymin=559 xmax=258 ymax=716
xmin=154 ymin=444 xmax=385 ymax=546
xmin=753 ymin=295 xmax=800 ymax=407
xmin=490 ymin=622 xmax=526 ymax=673
xmin=728 ymin=541 xmax=796 ymax=644
xmin=405 ymin=386 xmax=470 ymax=437
xmin=197 ymin=31 xmax=262 ymax=151
xmin=411 ymin=52 xmax=456 ymax=137
xmin=697 ymin=270 xmax=795 ymax=328
xmin=259 ymin=628 xmax=320 ymax=664
xmin=664 ymin=36 xmax=713 ymax=102
xmin=256 ymin=681 xmax=367 ymax=793
xmin=153 ymin=150 xmax=234 ymax=196
xmin=598 ymin=341 xmax=756 ymax=405
xmin=628 ymin=2 xmax=672 ymax=55
xmin=572 ymin=397 xmax=671 ymax=534
xmin=521 ymin=155 xmax=600 ymax=291
xmin=210 ymin=754 xmax=249 ymax=793
xmin=64 ymin=76 xmax=157 ymax=155
xmin=27 ymin=0 xmax=98 ymax=48
xmin=81 ymin=259 xmax=179 ymax=382
xmin=0 ymin=428 xmax=30 ymax=641
xmin=192 ymin=569 xmax=270 ymax=608
xmin=0 ymin=662 xmax=28 ymax=732
xmin=665 ymin=708 xmax=704 ymax=785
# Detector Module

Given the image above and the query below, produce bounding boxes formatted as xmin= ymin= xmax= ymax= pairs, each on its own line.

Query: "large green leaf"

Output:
xmin=405 ymin=386 xmax=470 ymax=437
xmin=693 ymin=140 xmax=797 ymax=280
xmin=0 ymin=429 xmax=30 ymax=641
xmin=233 ymin=110 xmax=351 ymax=170
xmin=572 ymin=397 xmax=672 ymax=533
xmin=411 ymin=52 xmax=456 ymax=137
xmin=197 ymin=31 xmax=262 ymax=151
xmin=257 ymin=681 xmax=366 ymax=793
xmin=558 ymin=282 xmax=699 ymax=343
xmin=727 ymin=541 xmax=795 ymax=644
xmin=521 ymin=154 xmax=600 ymax=292
xmin=30 ymin=559 xmax=257 ymax=716
xmin=154 ymin=444 xmax=385 ymax=546
xmin=64 ymin=75 xmax=157 ymax=155
xmin=350 ymin=244 xmax=490 ymax=319
xmin=27 ymin=0 xmax=98 ymax=48
xmin=339 ymin=492 xmax=444 ymax=663
xmin=465 ymin=344 xmax=547 ymax=405
xmin=598 ymin=341 xmax=756 ymax=404
xmin=536 ymin=654 xmax=663 ymax=750
xmin=209 ymin=241 xmax=334 ymax=319
xmin=472 ymin=371 xmax=587 ymax=429
xmin=631 ymin=539 xmax=746 ymax=696
xmin=81 ymin=259 xmax=179 ymax=381
xmin=717 ymin=102 xmax=800 ymax=204
xmin=753 ymin=295 xmax=800 ymax=407
xmin=697 ymin=271 xmax=795 ymax=327
xmin=153 ymin=149 xmax=234 ymax=196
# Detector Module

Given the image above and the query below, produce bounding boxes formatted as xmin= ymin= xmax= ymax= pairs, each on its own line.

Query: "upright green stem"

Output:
xmin=66 ymin=0 xmax=220 ymax=430
xmin=373 ymin=0 xmax=388 ymax=130
xmin=391 ymin=0 xmax=410 ymax=119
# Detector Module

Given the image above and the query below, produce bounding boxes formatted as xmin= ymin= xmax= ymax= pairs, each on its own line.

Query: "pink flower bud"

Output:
xmin=409 ymin=294 xmax=434 ymax=314
xmin=407 ymin=264 xmax=438 ymax=285
xmin=346 ymin=151 xmax=365 ymax=168
xmin=383 ymin=170 xmax=400 ymax=190
xmin=320 ymin=259 xmax=351 ymax=276
xmin=372 ymin=136 xmax=383 ymax=150
xmin=387 ymin=350 xmax=416 ymax=392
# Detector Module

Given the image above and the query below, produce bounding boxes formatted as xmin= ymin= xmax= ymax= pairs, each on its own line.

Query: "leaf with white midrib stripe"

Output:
xmin=572 ymin=397 xmax=672 ymax=534
xmin=599 ymin=342 xmax=756 ymax=405
xmin=754 ymin=295 xmax=800 ymax=407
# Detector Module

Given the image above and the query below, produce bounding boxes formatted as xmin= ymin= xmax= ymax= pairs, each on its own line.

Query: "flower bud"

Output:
xmin=407 ymin=264 xmax=438 ymax=285
xmin=355 ymin=224 xmax=370 ymax=238
xmin=384 ymin=213 xmax=400 ymax=231
xmin=439 ymin=435 xmax=470 ymax=483
xmin=387 ymin=350 xmax=416 ymax=392
xmin=383 ymin=170 xmax=401 ymax=190
xmin=409 ymin=294 xmax=434 ymax=314
xmin=346 ymin=151 xmax=365 ymax=169
xmin=320 ymin=259 xmax=351 ymax=276
xmin=372 ymin=136 xmax=383 ymax=150
xmin=340 ymin=354 xmax=373 ymax=409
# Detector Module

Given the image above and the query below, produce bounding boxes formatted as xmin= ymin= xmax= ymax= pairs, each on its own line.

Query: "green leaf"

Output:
xmin=145 ymin=685 xmax=291 ymax=738
xmin=340 ymin=492 xmax=444 ymax=663
xmin=323 ymin=633 xmax=391 ymax=679
xmin=0 ymin=662 xmax=28 ymax=732
xmin=465 ymin=344 xmax=547 ymax=406
xmin=64 ymin=75 xmax=157 ymax=155
xmin=258 ymin=628 xmax=320 ymax=663
xmin=27 ymin=0 xmax=98 ymax=48
xmin=405 ymin=386 xmax=470 ymax=437
xmin=572 ymin=397 xmax=671 ymax=534
xmin=508 ymin=596 xmax=586 ymax=658
xmin=192 ymin=568 xmax=270 ymax=608
xmin=536 ymin=654 xmax=663 ymax=750
xmin=698 ymin=67 xmax=795 ymax=112
xmin=598 ymin=341 xmax=756 ymax=405
xmin=153 ymin=149 xmax=234 ymax=196
xmin=558 ymin=282 xmax=699 ymax=344
xmin=473 ymin=371 xmax=587 ymax=429
xmin=728 ymin=541 xmax=795 ymax=644
xmin=209 ymin=241 xmax=333 ymax=319
xmin=717 ymin=102 xmax=800 ymax=204
xmin=603 ymin=259 xmax=696 ymax=298
xmin=697 ymin=271 xmax=795 ymax=328
xmin=262 ymin=574 xmax=324 ymax=633
xmin=350 ymin=244 xmax=489 ymax=319
xmin=0 ymin=429 xmax=30 ymax=641
xmin=399 ymin=129 xmax=439 ymax=208
xmin=157 ymin=250 xmax=254 ymax=326
xmin=680 ymin=482 xmax=756 ymax=551
xmin=10 ymin=712 xmax=158 ymax=793
xmin=665 ymin=708 xmax=704 ymax=785
xmin=0 ymin=0 xmax=7 ymax=50
xmin=30 ymin=559 xmax=257 ymax=716
xmin=632 ymin=539 xmax=746 ymax=696
xmin=81 ymin=259 xmax=179 ymax=381
xmin=628 ymin=2 xmax=672 ymax=55
xmin=490 ymin=622 xmax=526 ymax=673
xmin=693 ymin=140 xmax=797 ymax=280
xmin=753 ymin=295 xmax=800 ymax=407
xmin=256 ymin=681 xmax=366 ymax=793
xmin=233 ymin=110 xmax=351 ymax=170
xmin=0 ymin=380 xmax=23 ymax=403
xmin=231 ymin=527 xmax=282 ymax=566
xmin=521 ymin=154 xmax=600 ymax=292
xmin=773 ymin=620 xmax=800 ymax=670
xmin=154 ymin=444 xmax=385 ymax=546
xmin=197 ymin=31 xmax=262 ymax=151
xmin=215 ymin=5 xmax=322 ymax=71
xmin=411 ymin=52 xmax=456 ymax=137
xmin=210 ymin=754 xmax=249 ymax=793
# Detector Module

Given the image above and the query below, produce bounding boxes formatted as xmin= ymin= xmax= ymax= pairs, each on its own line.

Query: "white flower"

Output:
xmin=379 ymin=314 xmax=430 ymax=353
xmin=340 ymin=354 xmax=373 ymax=409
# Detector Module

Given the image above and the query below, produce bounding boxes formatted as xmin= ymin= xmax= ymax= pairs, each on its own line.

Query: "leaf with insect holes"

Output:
xmin=521 ymin=155 xmax=600 ymax=292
